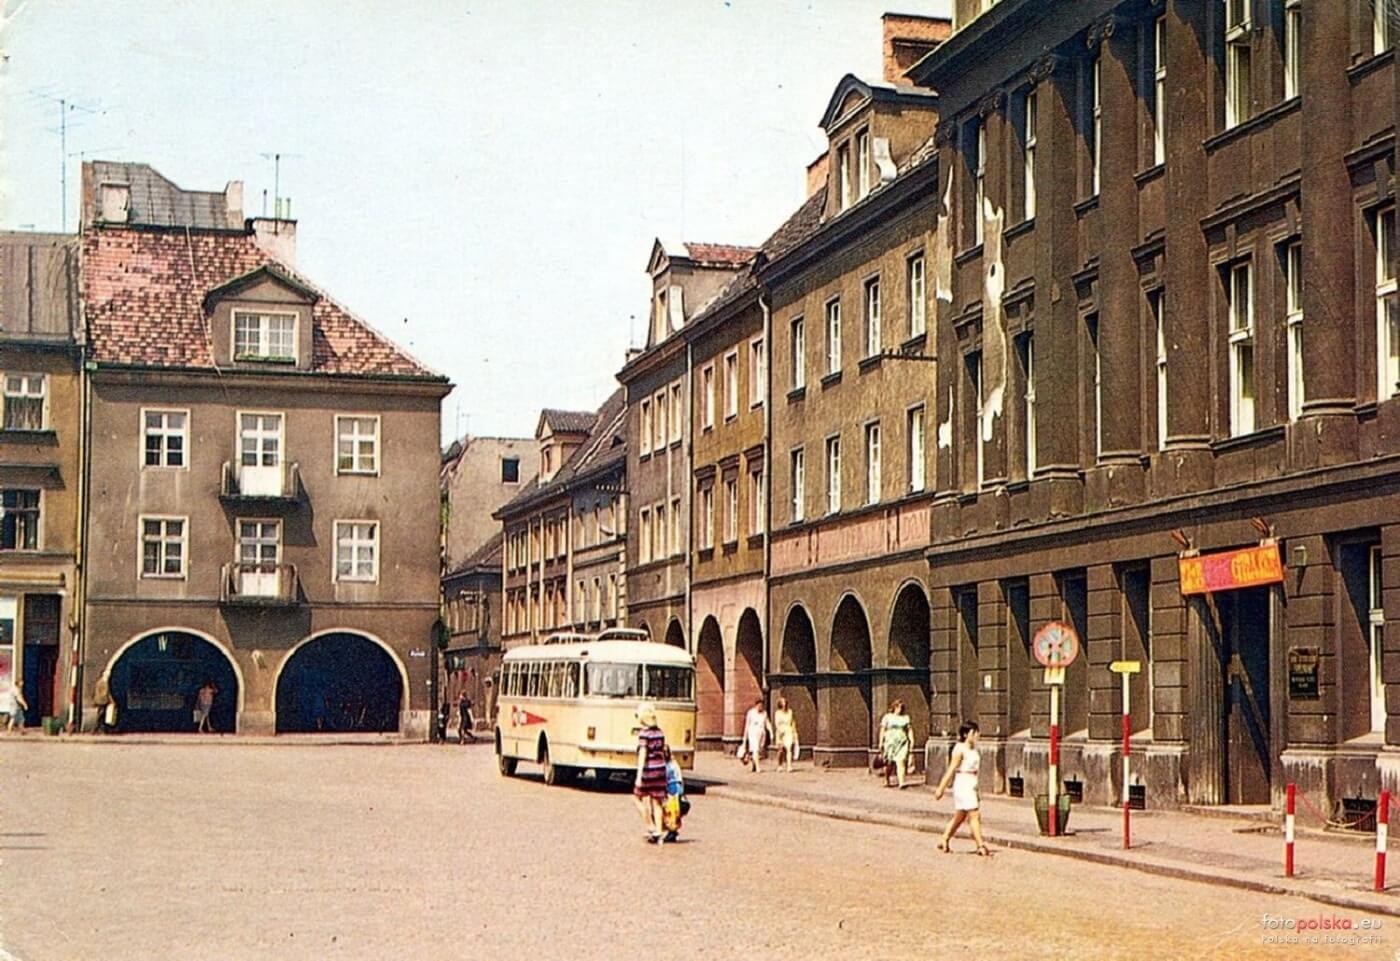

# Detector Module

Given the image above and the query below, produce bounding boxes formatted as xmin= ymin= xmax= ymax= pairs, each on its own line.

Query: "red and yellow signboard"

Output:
xmin=1178 ymin=542 xmax=1284 ymax=596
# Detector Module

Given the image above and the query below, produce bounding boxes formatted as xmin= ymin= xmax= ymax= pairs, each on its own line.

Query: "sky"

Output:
xmin=2 ymin=0 xmax=950 ymax=442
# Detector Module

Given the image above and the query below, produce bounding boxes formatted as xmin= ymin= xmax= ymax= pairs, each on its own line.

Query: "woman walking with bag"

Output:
xmin=878 ymin=700 xmax=914 ymax=788
xmin=773 ymin=696 xmax=798 ymax=773
xmin=633 ymin=702 xmax=670 ymax=844
xmin=934 ymin=720 xmax=990 ymax=856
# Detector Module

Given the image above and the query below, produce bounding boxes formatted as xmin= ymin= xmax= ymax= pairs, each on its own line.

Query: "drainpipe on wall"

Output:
xmin=760 ymin=293 xmax=772 ymax=690
xmin=684 ymin=339 xmax=694 ymax=655
xmin=71 ymin=358 xmax=95 ymax=733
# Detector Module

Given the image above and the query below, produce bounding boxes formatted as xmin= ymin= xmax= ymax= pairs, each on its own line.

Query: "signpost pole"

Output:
xmin=1121 ymin=672 xmax=1131 ymax=850
xmin=1048 ymin=679 xmax=1060 ymax=838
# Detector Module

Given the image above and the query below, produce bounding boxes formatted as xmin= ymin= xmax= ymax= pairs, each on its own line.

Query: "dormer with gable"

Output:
xmin=535 ymin=409 xmax=593 ymax=483
xmin=819 ymin=17 xmax=947 ymax=223
xmin=203 ymin=264 xmax=318 ymax=370
xmin=644 ymin=240 xmax=756 ymax=349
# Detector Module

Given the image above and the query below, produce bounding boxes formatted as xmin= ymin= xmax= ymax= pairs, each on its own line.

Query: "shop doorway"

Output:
xmin=1219 ymin=587 xmax=1273 ymax=804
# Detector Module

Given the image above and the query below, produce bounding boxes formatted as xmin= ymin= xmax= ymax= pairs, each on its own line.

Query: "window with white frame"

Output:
xmin=143 ymin=409 xmax=188 ymax=468
xmin=1019 ymin=334 xmax=1036 ymax=478
xmin=608 ymin=573 xmax=619 ymax=618
xmin=1224 ymin=0 xmax=1252 ymax=129
xmin=749 ymin=338 xmax=765 ymax=408
xmin=1154 ymin=16 xmax=1167 ymax=164
xmin=1376 ymin=0 xmax=1391 ymax=55
xmin=233 ymin=310 xmax=297 ymax=362
xmin=2 ymin=374 xmax=45 ymax=431
xmin=857 ymin=128 xmax=872 ymax=199
xmin=838 ymin=142 xmax=852 ymax=211
xmin=592 ymin=577 xmax=603 ymax=622
xmin=669 ymin=381 xmax=683 ymax=443
xmin=790 ymin=448 xmax=806 ymax=523
xmin=864 ymin=277 xmax=882 ymax=357
xmin=908 ymin=254 xmax=927 ymax=337
xmin=575 ymin=581 xmax=586 ymax=624
xmin=1378 ymin=207 xmax=1399 ymax=401
xmin=237 ymin=519 xmax=280 ymax=572
xmin=749 ymin=465 xmax=765 ymax=536
xmin=724 ymin=351 xmax=739 ymax=419
xmin=670 ymin=496 xmax=681 ymax=555
xmin=1 ymin=489 xmax=40 ymax=551
xmin=1153 ymin=289 xmax=1168 ymax=449
xmin=825 ymin=435 xmax=842 ymax=514
xmin=969 ymin=353 xmax=985 ymax=488
xmin=1023 ymin=89 xmax=1038 ymax=219
xmin=1284 ymin=241 xmax=1305 ymax=421
xmin=791 ymin=317 xmax=806 ymax=390
xmin=1087 ymin=314 xmax=1103 ymax=457
xmin=639 ymin=507 xmax=652 ymax=563
xmin=1370 ymin=544 xmax=1386 ymax=732
xmin=974 ymin=120 xmax=987 ymax=246
xmin=1227 ymin=261 xmax=1256 ymax=435
xmin=724 ymin=477 xmax=738 ymax=543
xmin=334 ymin=520 xmax=379 ymax=582
xmin=654 ymin=391 xmax=667 ymax=452
xmin=1091 ymin=53 xmax=1102 ymax=195
xmin=699 ymin=485 xmax=714 ymax=550
xmin=140 ymin=516 xmax=185 ymax=577
xmin=1283 ymin=0 xmax=1301 ymax=100
xmin=702 ymin=365 xmax=716 ymax=429
xmin=864 ymin=422 xmax=881 ymax=505
xmin=640 ymin=399 xmax=653 ymax=454
xmin=907 ymin=405 xmax=926 ymax=493
xmin=336 ymin=416 xmax=379 ymax=474
xmin=653 ymin=503 xmax=667 ymax=560
xmin=826 ymin=299 xmax=842 ymax=375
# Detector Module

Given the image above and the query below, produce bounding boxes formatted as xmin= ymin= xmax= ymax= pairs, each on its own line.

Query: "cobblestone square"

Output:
xmin=2 ymin=741 xmax=1397 ymax=960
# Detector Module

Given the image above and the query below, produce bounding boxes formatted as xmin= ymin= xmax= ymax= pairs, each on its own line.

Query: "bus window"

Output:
xmin=586 ymin=662 xmax=643 ymax=698
xmin=645 ymin=665 xmax=695 ymax=701
xmin=564 ymin=663 xmax=580 ymax=699
xmin=548 ymin=662 xmax=564 ymax=699
xmin=527 ymin=663 xmax=540 ymax=698
xmin=503 ymin=663 xmax=515 ymax=697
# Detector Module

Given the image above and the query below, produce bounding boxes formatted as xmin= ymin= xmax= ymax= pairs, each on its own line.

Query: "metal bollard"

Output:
xmin=1285 ymin=783 xmax=1295 ymax=878
xmin=1376 ymin=790 xmax=1390 ymax=893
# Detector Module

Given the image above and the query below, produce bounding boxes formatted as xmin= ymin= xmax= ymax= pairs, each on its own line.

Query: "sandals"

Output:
xmin=936 ymin=840 xmax=950 ymax=853
xmin=976 ymin=845 xmax=991 ymax=857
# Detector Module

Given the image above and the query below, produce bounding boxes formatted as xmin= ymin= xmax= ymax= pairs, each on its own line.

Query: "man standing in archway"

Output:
xmin=195 ymin=681 xmax=218 ymax=734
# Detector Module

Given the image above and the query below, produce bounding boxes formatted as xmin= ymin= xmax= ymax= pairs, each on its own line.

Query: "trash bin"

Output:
xmin=41 ymin=716 xmax=61 ymax=736
xmin=1034 ymin=793 xmax=1071 ymax=835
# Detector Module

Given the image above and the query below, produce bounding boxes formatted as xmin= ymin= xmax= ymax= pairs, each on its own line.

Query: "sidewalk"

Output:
xmin=691 ymin=753 xmax=1400 ymax=917
xmin=0 ymin=731 xmax=428 ymax=747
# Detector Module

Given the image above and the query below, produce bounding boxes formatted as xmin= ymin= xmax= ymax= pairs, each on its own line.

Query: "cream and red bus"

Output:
xmin=494 ymin=628 xmax=697 ymax=785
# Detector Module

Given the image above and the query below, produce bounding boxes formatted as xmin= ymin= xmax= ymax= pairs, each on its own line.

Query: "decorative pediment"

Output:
xmin=646 ymin=238 xmax=673 ymax=276
xmin=820 ymin=74 xmax=874 ymax=132
xmin=201 ymin=263 xmax=319 ymax=312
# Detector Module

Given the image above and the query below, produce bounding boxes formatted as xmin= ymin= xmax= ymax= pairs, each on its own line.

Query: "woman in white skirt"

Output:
xmin=934 ymin=721 xmax=990 ymax=856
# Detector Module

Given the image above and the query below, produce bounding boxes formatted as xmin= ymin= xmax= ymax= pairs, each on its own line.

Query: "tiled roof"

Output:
xmin=497 ymin=388 xmax=626 ymax=518
xmin=82 ymin=227 xmax=439 ymax=378
xmin=88 ymin=161 xmax=241 ymax=230
xmin=540 ymin=409 xmax=596 ymax=435
xmin=761 ymin=187 xmax=828 ymax=263
xmin=684 ymin=242 xmax=758 ymax=267
xmin=447 ymin=531 xmax=504 ymax=577
xmin=0 ymin=232 xmax=80 ymax=341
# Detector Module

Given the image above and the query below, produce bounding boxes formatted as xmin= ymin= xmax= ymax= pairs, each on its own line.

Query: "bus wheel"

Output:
xmin=541 ymin=742 xmax=561 ymax=786
xmin=496 ymin=740 xmax=517 ymax=777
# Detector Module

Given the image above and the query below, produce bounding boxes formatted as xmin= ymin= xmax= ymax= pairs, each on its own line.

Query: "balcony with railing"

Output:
xmin=219 ymin=562 xmax=302 ymax=606
xmin=219 ymin=461 xmax=302 ymax=503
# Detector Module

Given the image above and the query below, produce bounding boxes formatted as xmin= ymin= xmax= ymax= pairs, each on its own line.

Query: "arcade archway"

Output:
xmin=107 ymin=629 xmax=239 ymax=733
xmin=888 ymin=582 xmax=932 ymax=746
xmin=829 ymin=595 xmax=873 ymax=752
xmin=776 ymin=605 xmax=818 ymax=749
xmin=275 ymin=632 xmax=405 ymax=733
xmin=696 ymin=616 xmax=725 ymax=746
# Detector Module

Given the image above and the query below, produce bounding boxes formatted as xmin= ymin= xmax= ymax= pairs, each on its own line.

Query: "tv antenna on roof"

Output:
xmin=258 ymin=152 xmax=303 ymax=219
xmin=28 ymin=89 xmax=104 ymax=232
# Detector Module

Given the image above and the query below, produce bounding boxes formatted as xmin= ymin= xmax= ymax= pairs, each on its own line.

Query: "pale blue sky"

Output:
xmin=2 ymin=0 xmax=949 ymax=441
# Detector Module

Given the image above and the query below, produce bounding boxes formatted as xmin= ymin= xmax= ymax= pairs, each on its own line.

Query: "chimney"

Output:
xmin=224 ymin=180 xmax=244 ymax=223
xmin=806 ymin=151 xmax=829 ymax=199
xmin=250 ymin=216 xmax=297 ymax=266
xmin=881 ymin=13 xmax=952 ymax=85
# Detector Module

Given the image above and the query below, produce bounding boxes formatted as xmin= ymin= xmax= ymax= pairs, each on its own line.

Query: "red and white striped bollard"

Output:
xmin=1376 ymin=790 xmax=1389 ymax=892
xmin=1284 ymin=782 xmax=1295 ymax=878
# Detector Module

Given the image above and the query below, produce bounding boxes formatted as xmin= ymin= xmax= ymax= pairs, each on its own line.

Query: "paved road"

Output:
xmin=1 ymin=741 xmax=1395 ymax=960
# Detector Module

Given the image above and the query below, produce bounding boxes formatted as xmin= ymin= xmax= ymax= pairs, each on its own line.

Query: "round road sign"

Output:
xmin=1032 ymin=621 xmax=1080 ymax=668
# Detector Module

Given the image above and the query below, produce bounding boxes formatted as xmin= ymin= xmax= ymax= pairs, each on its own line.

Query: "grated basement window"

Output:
xmin=1064 ymin=779 xmax=1084 ymax=804
xmin=1008 ymin=776 xmax=1025 ymax=798
xmin=1341 ymin=797 xmax=1378 ymax=833
xmin=1128 ymin=784 xmax=1146 ymax=811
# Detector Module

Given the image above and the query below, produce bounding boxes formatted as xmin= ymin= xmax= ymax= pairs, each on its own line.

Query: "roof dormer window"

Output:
xmin=837 ymin=142 xmax=853 ymax=211
xmin=233 ymin=310 xmax=297 ymax=363
xmin=856 ymin=129 xmax=871 ymax=200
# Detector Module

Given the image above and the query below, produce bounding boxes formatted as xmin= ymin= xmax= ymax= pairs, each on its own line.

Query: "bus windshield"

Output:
xmin=585 ymin=662 xmax=694 ymax=701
